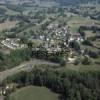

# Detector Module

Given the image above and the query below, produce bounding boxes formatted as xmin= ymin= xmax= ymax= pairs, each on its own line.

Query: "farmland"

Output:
xmin=0 ymin=20 xmax=18 ymax=31
xmin=67 ymin=16 xmax=100 ymax=33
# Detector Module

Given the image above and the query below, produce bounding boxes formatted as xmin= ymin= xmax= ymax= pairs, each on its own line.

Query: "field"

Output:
xmin=67 ymin=16 xmax=100 ymax=33
xmin=66 ymin=63 xmax=100 ymax=72
xmin=84 ymin=30 xmax=95 ymax=38
xmin=0 ymin=5 xmax=19 ymax=15
xmin=0 ymin=20 xmax=18 ymax=31
xmin=9 ymin=86 xmax=59 ymax=100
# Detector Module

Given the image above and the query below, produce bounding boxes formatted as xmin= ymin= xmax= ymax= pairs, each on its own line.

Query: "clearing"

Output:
xmin=9 ymin=86 xmax=59 ymax=100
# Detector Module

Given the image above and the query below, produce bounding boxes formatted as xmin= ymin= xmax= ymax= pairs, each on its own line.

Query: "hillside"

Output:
xmin=1 ymin=0 xmax=100 ymax=5
xmin=35 ymin=0 xmax=100 ymax=6
xmin=56 ymin=0 xmax=100 ymax=6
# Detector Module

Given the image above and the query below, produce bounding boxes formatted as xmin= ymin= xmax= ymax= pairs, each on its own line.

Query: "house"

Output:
xmin=68 ymin=32 xmax=84 ymax=43
xmin=1 ymin=38 xmax=26 ymax=50
xmin=68 ymin=57 xmax=76 ymax=63
xmin=71 ymin=32 xmax=81 ymax=39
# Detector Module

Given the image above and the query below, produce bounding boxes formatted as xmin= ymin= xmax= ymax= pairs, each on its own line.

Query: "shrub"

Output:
xmin=88 ymin=50 xmax=98 ymax=58
xmin=82 ymin=56 xmax=91 ymax=65
xmin=60 ymin=59 xmax=66 ymax=66
xmin=82 ymin=40 xmax=93 ymax=46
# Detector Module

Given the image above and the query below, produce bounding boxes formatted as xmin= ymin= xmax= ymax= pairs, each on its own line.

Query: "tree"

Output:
xmin=27 ymin=41 xmax=33 ymax=49
xmin=88 ymin=50 xmax=98 ymax=58
xmin=20 ymin=36 xmax=28 ymax=44
xmin=79 ymin=29 xmax=86 ymax=39
xmin=82 ymin=40 xmax=93 ymax=46
xmin=69 ymin=40 xmax=80 ymax=51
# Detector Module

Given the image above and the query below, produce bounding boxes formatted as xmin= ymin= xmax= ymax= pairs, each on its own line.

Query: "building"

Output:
xmin=1 ymin=38 xmax=26 ymax=50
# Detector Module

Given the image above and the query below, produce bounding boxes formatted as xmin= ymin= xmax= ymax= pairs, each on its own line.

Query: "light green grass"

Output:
xmin=9 ymin=86 xmax=59 ymax=100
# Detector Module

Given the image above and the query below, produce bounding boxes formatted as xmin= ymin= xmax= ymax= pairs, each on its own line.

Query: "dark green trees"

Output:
xmin=3 ymin=67 xmax=100 ymax=100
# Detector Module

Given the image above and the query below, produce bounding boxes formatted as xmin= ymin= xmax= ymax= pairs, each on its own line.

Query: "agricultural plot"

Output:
xmin=67 ymin=16 xmax=100 ymax=33
xmin=0 ymin=20 xmax=18 ymax=31
xmin=84 ymin=30 xmax=95 ymax=38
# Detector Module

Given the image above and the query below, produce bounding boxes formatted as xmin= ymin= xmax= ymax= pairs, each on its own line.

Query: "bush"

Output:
xmin=74 ymin=58 xmax=80 ymax=65
xmin=69 ymin=40 xmax=80 ymax=51
xmin=88 ymin=50 xmax=99 ymax=58
xmin=82 ymin=40 xmax=93 ymax=46
xmin=60 ymin=59 xmax=66 ymax=66
xmin=82 ymin=56 xmax=91 ymax=65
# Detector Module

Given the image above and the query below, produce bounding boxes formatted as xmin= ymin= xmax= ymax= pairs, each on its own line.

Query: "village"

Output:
xmin=1 ymin=38 xmax=26 ymax=50
xmin=0 ymin=0 xmax=100 ymax=100
xmin=0 ymin=22 xmax=85 ymax=64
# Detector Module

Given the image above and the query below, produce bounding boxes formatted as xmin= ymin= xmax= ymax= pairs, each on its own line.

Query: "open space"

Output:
xmin=0 ymin=20 xmax=18 ymax=31
xmin=9 ymin=86 xmax=59 ymax=100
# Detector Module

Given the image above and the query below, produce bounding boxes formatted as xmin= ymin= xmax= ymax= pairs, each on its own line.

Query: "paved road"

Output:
xmin=0 ymin=59 xmax=58 ymax=82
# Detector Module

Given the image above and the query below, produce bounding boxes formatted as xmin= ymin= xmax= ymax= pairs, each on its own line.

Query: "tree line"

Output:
xmin=32 ymin=48 xmax=66 ymax=66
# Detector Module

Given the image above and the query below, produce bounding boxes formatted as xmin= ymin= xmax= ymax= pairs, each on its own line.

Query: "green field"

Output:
xmin=9 ymin=86 xmax=59 ymax=100
xmin=67 ymin=15 xmax=100 ymax=33
xmin=0 ymin=5 xmax=19 ymax=15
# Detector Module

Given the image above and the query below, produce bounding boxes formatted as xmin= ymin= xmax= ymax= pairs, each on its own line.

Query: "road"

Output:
xmin=0 ymin=59 xmax=59 ymax=82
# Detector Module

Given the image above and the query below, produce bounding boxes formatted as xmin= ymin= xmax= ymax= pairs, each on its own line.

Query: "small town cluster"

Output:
xmin=1 ymin=22 xmax=85 ymax=63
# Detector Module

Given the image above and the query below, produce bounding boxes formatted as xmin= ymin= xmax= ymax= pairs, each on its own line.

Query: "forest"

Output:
xmin=3 ymin=67 xmax=100 ymax=100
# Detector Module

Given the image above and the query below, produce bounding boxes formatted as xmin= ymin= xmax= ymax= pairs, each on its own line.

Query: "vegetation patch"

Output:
xmin=9 ymin=86 xmax=59 ymax=100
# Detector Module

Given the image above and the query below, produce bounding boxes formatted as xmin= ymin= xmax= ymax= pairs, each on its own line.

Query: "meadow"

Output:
xmin=9 ymin=86 xmax=59 ymax=100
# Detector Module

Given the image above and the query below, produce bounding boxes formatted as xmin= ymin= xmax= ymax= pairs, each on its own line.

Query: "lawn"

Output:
xmin=9 ymin=86 xmax=59 ymax=100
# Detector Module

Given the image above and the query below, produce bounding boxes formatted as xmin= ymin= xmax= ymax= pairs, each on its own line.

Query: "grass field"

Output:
xmin=56 ymin=63 xmax=100 ymax=72
xmin=9 ymin=86 xmax=59 ymax=100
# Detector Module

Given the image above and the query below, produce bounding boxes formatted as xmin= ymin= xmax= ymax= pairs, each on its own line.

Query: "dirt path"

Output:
xmin=0 ymin=59 xmax=58 ymax=82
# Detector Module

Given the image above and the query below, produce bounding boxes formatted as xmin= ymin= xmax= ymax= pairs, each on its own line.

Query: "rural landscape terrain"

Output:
xmin=0 ymin=0 xmax=100 ymax=100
